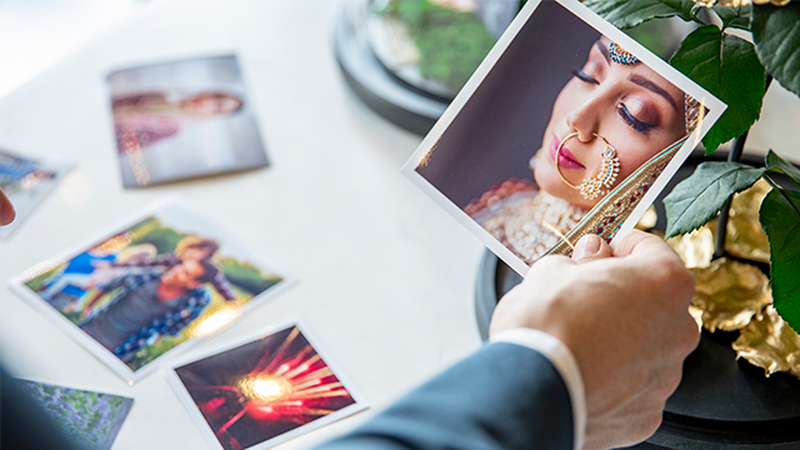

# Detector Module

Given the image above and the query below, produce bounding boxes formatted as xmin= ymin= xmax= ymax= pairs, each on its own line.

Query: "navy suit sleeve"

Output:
xmin=317 ymin=342 xmax=574 ymax=450
xmin=1 ymin=369 xmax=81 ymax=450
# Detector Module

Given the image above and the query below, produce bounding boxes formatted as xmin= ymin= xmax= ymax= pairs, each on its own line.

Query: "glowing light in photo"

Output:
xmin=189 ymin=304 xmax=241 ymax=338
xmin=181 ymin=326 xmax=357 ymax=450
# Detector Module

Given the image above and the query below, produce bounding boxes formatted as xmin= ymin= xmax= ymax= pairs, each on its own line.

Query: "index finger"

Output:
xmin=612 ymin=229 xmax=677 ymax=259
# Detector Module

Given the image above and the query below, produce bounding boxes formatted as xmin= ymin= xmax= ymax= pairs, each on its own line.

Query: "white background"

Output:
xmin=0 ymin=1 xmax=484 ymax=448
xmin=1 ymin=1 xmax=800 ymax=449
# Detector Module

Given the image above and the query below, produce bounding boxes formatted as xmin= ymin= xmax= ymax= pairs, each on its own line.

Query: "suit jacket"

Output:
xmin=317 ymin=342 xmax=575 ymax=450
xmin=1 ymin=368 xmax=81 ymax=450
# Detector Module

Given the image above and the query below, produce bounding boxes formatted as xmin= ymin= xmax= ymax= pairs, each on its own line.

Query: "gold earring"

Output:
xmin=579 ymin=133 xmax=620 ymax=200
xmin=554 ymin=131 xmax=620 ymax=200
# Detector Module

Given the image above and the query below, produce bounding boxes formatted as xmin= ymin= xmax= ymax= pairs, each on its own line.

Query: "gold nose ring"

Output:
xmin=555 ymin=131 xmax=620 ymax=200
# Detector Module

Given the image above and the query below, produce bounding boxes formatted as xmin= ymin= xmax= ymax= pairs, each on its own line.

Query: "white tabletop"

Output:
xmin=0 ymin=0 xmax=485 ymax=448
xmin=2 ymin=1 xmax=799 ymax=449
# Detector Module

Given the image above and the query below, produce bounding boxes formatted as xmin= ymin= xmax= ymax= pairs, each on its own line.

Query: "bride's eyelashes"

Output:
xmin=572 ymin=68 xmax=599 ymax=85
xmin=617 ymin=103 xmax=655 ymax=135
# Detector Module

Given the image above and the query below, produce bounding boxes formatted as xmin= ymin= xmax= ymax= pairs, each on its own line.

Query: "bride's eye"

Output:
xmin=617 ymin=103 xmax=655 ymax=135
xmin=572 ymin=68 xmax=599 ymax=85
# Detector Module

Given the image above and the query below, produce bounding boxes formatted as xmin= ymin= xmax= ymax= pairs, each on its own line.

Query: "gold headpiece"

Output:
xmin=685 ymin=94 xmax=705 ymax=134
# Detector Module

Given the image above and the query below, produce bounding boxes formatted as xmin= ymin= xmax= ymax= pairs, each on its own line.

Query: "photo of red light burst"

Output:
xmin=171 ymin=323 xmax=366 ymax=450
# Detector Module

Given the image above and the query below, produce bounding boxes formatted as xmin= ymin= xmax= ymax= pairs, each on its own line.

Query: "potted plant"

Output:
xmin=585 ymin=0 xmax=799 ymax=374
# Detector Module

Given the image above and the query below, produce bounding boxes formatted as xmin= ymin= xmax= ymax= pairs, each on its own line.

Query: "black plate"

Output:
xmin=474 ymin=151 xmax=800 ymax=448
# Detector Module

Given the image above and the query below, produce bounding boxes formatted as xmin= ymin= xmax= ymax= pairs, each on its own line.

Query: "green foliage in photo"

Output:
xmin=383 ymin=0 xmax=495 ymax=93
xmin=218 ymin=256 xmax=281 ymax=295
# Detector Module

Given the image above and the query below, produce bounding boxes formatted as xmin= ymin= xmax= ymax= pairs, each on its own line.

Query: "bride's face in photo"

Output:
xmin=534 ymin=38 xmax=687 ymax=210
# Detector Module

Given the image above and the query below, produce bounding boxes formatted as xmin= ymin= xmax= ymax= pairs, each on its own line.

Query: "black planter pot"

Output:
xmin=333 ymin=0 xmax=448 ymax=136
xmin=474 ymin=151 xmax=800 ymax=449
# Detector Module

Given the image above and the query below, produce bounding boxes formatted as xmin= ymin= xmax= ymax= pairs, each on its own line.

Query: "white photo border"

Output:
xmin=7 ymin=197 xmax=297 ymax=384
xmin=401 ymin=0 xmax=726 ymax=275
xmin=165 ymin=317 xmax=369 ymax=450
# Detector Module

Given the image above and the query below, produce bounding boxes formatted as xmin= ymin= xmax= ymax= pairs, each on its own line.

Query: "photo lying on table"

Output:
xmin=17 ymin=379 xmax=133 ymax=450
xmin=401 ymin=0 xmax=724 ymax=275
xmin=9 ymin=199 xmax=291 ymax=382
xmin=107 ymin=55 xmax=268 ymax=187
xmin=167 ymin=320 xmax=367 ymax=450
xmin=0 ymin=149 xmax=72 ymax=239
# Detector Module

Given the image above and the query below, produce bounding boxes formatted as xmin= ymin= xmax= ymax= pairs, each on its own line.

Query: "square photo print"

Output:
xmin=402 ymin=0 xmax=725 ymax=275
xmin=16 ymin=379 xmax=133 ymax=450
xmin=0 ymin=149 xmax=72 ymax=239
xmin=108 ymin=55 xmax=269 ymax=187
xmin=9 ymin=200 xmax=291 ymax=382
xmin=167 ymin=321 xmax=367 ymax=450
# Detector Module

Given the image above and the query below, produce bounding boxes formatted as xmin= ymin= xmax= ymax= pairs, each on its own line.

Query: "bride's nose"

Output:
xmin=566 ymin=93 xmax=606 ymax=143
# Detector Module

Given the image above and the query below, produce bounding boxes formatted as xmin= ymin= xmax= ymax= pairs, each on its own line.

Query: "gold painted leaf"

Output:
xmin=667 ymin=220 xmax=716 ymax=268
xmin=689 ymin=257 xmax=772 ymax=332
xmin=725 ymin=178 xmax=771 ymax=263
xmin=733 ymin=305 xmax=800 ymax=378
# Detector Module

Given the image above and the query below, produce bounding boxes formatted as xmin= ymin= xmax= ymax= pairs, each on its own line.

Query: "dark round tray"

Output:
xmin=474 ymin=151 xmax=800 ymax=448
xmin=333 ymin=0 xmax=447 ymax=136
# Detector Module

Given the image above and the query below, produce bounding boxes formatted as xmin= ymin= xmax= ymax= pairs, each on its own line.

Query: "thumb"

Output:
xmin=572 ymin=234 xmax=612 ymax=262
xmin=0 ymin=189 xmax=15 ymax=226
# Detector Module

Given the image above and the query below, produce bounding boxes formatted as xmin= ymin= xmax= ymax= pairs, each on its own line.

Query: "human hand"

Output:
xmin=489 ymin=231 xmax=698 ymax=450
xmin=0 ymin=188 xmax=14 ymax=226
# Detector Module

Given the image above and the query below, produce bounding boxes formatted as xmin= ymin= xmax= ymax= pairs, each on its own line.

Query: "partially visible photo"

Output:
xmin=170 ymin=323 xmax=366 ymax=450
xmin=0 ymin=149 xmax=72 ymax=239
xmin=18 ymin=379 xmax=133 ymax=450
xmin=108 ymin=55 xmax=268 ymax=187
xmin=11 ymin=201 xmax=289 ymax=381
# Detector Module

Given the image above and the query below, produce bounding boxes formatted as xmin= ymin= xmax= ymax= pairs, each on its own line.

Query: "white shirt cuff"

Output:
xmin=490 ymin=328 xmax=586 ymax=450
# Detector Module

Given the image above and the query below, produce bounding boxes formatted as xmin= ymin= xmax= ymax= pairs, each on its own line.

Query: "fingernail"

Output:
xmin=0 ymin=205 xmax=14 ymax=227
xmin=573 ymin=235 xmax=601 ymax=260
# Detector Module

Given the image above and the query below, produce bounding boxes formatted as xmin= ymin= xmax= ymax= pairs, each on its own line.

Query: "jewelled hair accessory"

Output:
xmin=609 ymin=42 xmax=639 ymax=65
xmin=555 ymin=132 xmax=621 ymax=200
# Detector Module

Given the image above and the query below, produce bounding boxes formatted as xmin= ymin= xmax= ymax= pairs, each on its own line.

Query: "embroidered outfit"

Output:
xmin=472 ymin=189 xmax=585 ymax=264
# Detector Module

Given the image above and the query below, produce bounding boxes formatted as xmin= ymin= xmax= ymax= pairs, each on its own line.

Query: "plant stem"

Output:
xmin=713 ymin=73 xmax=774 ymax=259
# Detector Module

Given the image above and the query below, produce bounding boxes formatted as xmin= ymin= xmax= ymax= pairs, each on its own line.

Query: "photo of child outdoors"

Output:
xmin=18 ymin=203 xmax=286 ymax=376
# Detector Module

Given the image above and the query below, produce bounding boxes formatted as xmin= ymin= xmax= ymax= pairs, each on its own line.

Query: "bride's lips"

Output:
xmin=549 ymin=133 xmax=585 ymax=170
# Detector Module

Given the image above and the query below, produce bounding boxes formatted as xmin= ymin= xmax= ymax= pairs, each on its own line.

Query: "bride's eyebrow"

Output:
xmin=627 ymin=74 xmax=680 ymax=114
xmin=594 ymin=41 xmax=609 ymax=62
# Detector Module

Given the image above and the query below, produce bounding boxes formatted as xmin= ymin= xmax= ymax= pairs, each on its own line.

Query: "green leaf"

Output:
xmin=765 ymin=149 xmax=800 ymax=188
xmin=712 ymin=3 xmax=752 ymax=30
xmin=752 ymin=3 xmax=800 ymax=97
xmin=664 ymin=161 xmax=765 ymax=238
xmin=760 ymin=188 xmax=800 ymax=334
xmin=670 ymin=26 xmax=766 ymax=153
xmin=583 ymin=0 xmax=696 ymax=29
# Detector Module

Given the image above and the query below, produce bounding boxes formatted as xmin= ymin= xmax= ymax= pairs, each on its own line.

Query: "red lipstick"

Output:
xmin=549 ymin=133 xmax=585 ymax=170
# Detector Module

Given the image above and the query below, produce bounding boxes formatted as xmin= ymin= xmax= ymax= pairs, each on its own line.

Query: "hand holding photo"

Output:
xmin=0 ymin=149 xmax=72 ymax=239
xmin=9 ymin=200 xmax=291 ymax=382
xmin=402 ymin=0 xmax=724 ymax=274
xmin=108 ymin=55 xmax=269 ymax=187
xmin=167 ymin=321 xmax=367 ymax=450
xmin=16 ymin=379 xmax=133 ymax=450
